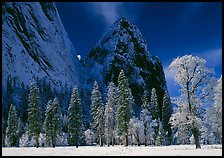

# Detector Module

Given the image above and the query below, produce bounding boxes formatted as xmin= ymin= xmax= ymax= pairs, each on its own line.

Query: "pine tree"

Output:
xmin=162 ymin=91 xmax=172 ymax=145
xmin=140 ymin=89 xmax=151 ymax=146
xmin=91 ymin=81 xmax=104 ymax=146
xmin=51 ymin=97 xmax=60 ymax=147
xmin=105 ymin=82 xmax=117 ymax=146
xmin=44 ymin=98 xmax=61 ymax=147
xmin=5 ymin=104 xmax=17 ymax=147
xmin=117 ymin=70 xmax=133 ymax=146
xmin=44 ymin=100 xmax=53 ymax=147
xmin=2 ymin=116 xmax=5 ymax=147
xmin=68 ymin=86 xmax=82 ymax=148
xmin=155 ymin=120 xmax=164 ymax=146
xmin=150 ymin=88 xmax=159 ymax=120
xmin=150 ymin=88 xmax=159 ymax=145
xmin=27 ymin=81 xmax=41 ymax=148
xmin=16 ymin=117 xmax=24 ymax=146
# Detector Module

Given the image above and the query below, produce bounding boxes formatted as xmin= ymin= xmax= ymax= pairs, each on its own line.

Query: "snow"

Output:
xmin=2 ymin=145 xmax=222 ymax=156
xmin=2 ymin=2 xmax=81 ymax=89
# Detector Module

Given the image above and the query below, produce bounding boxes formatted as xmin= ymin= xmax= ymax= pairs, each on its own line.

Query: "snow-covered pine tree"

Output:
xmin=16 ymin=117 xmax=24 ymax=146
xmin=150 ymin=88 xmax=159 ymax=144
xmin=2 ymin=116 xmax=4 ymax=147
xmin=140 ymin=109 xmax=152 ymax=146
xmin=117 ymin=70 xmax=133 ymax=146
xmin=140 ymin=89 xmax=151 ymax=146
xmin=5 ymin=104 xmax=17 ymax=147
xmin=105 ymin=81 xmax=117 ymax=147
xmin=44 ymin=100 xmax=53 ymax=147
xmin=162 ymin=91 xmax=172 ymax=145
xmin=91 ymin=81 xmax=104 ymax=146
xmin=169 ymin=55 xmax=215 ymax=149
xmin=155 ymin=120 xmax=165 ymax=146
xmin=51 ymin=97 xmax=60 ymax=147
xmin=150 ymin=88 xmax=159 ymax=120
xmin=68 ymin=86 xmax=82 ymax=148
xmin=44 ymin=97 xmax=61 ymax=148
xmin=27 ymin=81 xmax=41 ymax=148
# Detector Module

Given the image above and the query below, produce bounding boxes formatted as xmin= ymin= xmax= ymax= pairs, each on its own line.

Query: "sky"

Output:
xmin=56 ymin=2 xmax=222 ymax=97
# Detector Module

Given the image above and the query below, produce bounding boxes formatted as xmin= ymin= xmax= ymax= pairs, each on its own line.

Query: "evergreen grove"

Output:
xmin=2 ymin=69 xmax=222 ymax=148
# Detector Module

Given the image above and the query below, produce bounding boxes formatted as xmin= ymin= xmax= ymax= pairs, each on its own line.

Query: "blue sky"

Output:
xmin=56 ymin=2 xmax=222 ymax=97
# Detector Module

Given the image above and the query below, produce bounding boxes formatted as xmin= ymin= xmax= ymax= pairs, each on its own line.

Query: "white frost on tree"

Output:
xmin=91 ymin=81 xmax=104 ymax=146
xmin=104 ymin=82 xmax=117 ymax=147
xmin=68 ymin=86 xmax=82 ymax=147
xmin=5 ymin=104 xmax=17 ymax=147
xmin=129 ymin=116 xmax=144 ymax=146
xmin=27 ymin=81 xmax=41 ymax=148
xmin=84 ymin=129 xmax=95 ymax=145
xmin=204 ymin=75 xmax=222 ymax=144
xmin=169 ymin=55 xmax=215 ymax=149
xmin=140 ymin=89 xmax=152 ymax=146
xmin=117 ymin=70 xmax=134 ymax=146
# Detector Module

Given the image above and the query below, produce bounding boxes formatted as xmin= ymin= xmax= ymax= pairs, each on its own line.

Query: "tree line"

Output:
xmin=2 ymin=55 xmax=222 ymax=149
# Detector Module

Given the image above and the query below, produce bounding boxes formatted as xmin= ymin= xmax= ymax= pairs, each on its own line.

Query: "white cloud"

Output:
xmin=195 ymin=48 xmax=222 ymax=67
xmin=88 ymin=2 xmax=124 ymax=26
xmin=164 ymin=66 xmax=174 ymax=82
xmin=164 ymin=66 xmax=180 ymax=97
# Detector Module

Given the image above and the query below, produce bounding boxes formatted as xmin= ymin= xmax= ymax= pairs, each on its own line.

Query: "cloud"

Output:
xmin=195 ymin=48 xmax=222 ymax=67
xmin=88 ymin=2 xmax=124 ymax=26
xmin=164 ymin=66 xmax=180 ymax=97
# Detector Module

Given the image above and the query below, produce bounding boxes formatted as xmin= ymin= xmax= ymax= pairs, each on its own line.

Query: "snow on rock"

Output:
xmin=83 ymin=17 xmax=168 ymax=117
xmin=2 ymin=2 xmax=81 ymax=89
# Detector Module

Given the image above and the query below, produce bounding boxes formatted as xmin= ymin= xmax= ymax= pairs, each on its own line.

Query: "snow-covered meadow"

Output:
xmin=2 ymin=145 xmax=222 ymax=156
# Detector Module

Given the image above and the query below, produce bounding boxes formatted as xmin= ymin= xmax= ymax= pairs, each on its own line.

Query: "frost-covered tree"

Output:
xmin=150 ymin=88 xmax=159 ymax=120
xmin=162 ymin=91 xmax=172 ymax=145
xmin=2 ymin=116 xmax=5 ymax=147
xmin=84 ymin=129 xmax=95 ymax=145
xmin=91 ymin=81 xmax=104 ymax=146
xmin=44 ymin=97 xmax=60 ymax=147
xmin=16 ymin=117 xmax=24 ymax=146
xmin=105 ymin=82 xmax=117 ymax=147
xmin=27 ymin=81 xmax=41 ymax=148
xmin=155 ymin=120 xmax=165 ymax=146
xmin=169 ymin=55 xmax=215 ymax=149
xmin=5 ymin=104 xmax=17 ymax=147
xmin=129 ymin=116 xmax=144 ymax=146
xmin=170 ymin=100 xmax=193 ymax=145
xmin=204 ymin=76 xmax=222 ymax=144
xmin=117 ymin=70 xmax=134 ymax=146
xmin=140 ymin=89 xmax=151 ymax=146
xmin=150 ymin=88 xmax=159 ymax=144
xmin=68 ymin=86 xmax=82 ymax=148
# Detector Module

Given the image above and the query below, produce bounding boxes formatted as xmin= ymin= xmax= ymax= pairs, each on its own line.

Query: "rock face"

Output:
xmin=83 ymin=17 xmax=168 ymax=117
xmin=2 ymin=2 xmax=169 ymax=120
xmin=2 ymin=2 xmax=81 ymax=89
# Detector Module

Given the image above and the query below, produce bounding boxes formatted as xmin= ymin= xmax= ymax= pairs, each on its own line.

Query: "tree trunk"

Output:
xmin=124 ymin=133 xmax=128 ymax=146
xmin=144 ymin=125 xmax=147 ymax=146
xmin=192 ymin=128 xmax=201 ymax=149
xmin=100 ymin=130 xmax=103 ymax=146
xmin=112 ymin=132 xmax=115 ymax=146
xmin=35 ymin=137 xmax=39 ymax=148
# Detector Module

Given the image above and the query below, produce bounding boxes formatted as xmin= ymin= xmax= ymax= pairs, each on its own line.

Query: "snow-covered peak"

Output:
xmin=87 ymin=17 xmax=150 ymax=62
xmin=83 ymin=17 xmax=168 ymax=116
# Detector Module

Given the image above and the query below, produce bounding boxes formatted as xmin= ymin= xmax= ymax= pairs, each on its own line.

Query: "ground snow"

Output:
xmin=2 ymin=145 xmax=222 ymax=156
